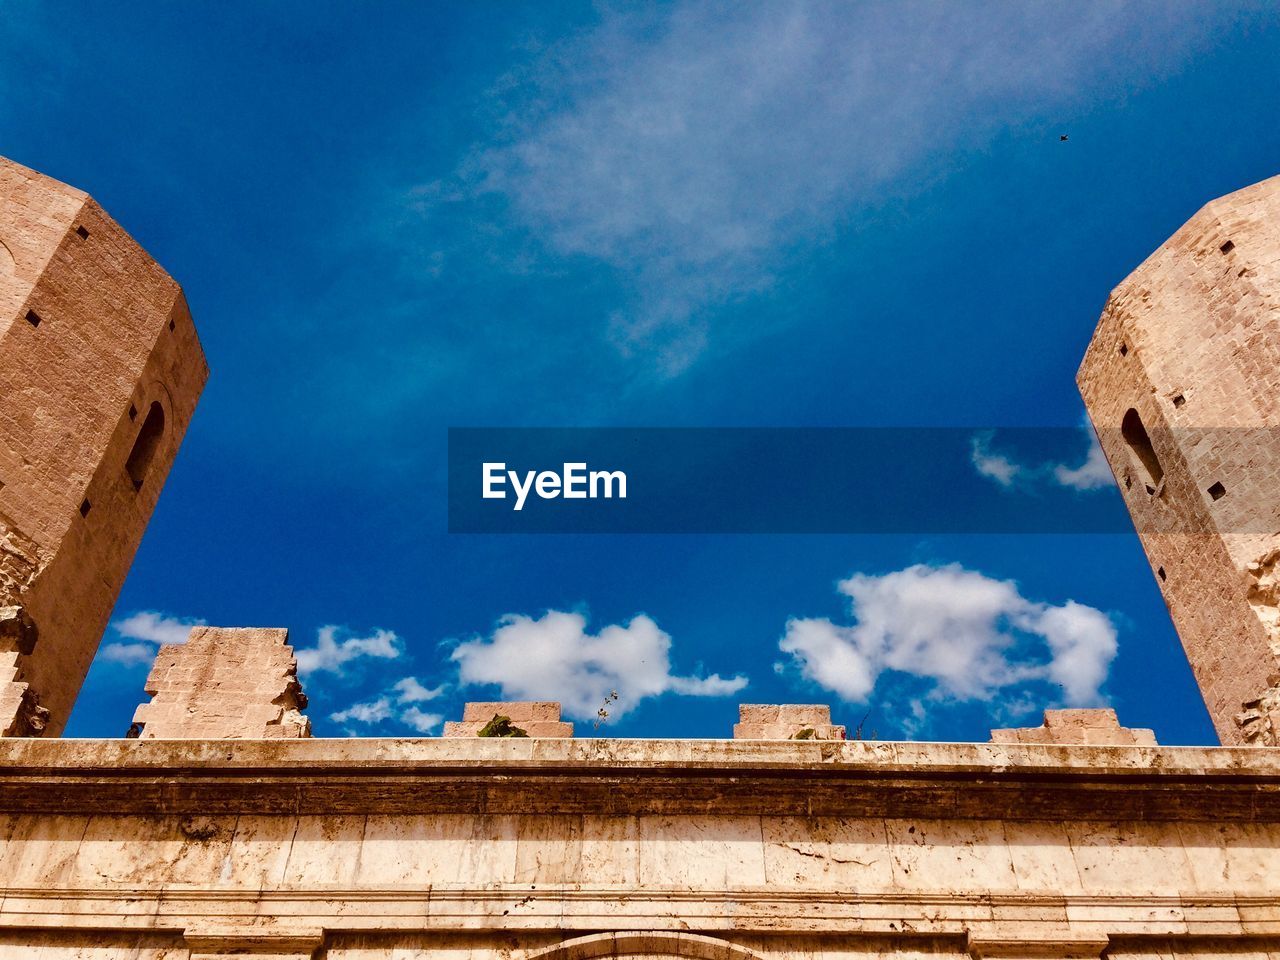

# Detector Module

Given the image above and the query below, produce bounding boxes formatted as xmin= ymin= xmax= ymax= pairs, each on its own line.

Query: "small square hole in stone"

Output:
xmin=1172 ymin=394 xmax=1185 ymax=407
xmin=1157 ymin=566 xmax=1167 ymax=582
xmin=79 ymin=499 xmax=92 ymax=518
xmin=168 ymin=318 xmax=176 ymax=331
xmin=1119 ymin=342 xmax=1128 ymax=356
xmin=25 ymin=309 xmax=41 ymax=327
xmin=75 ymin=225 xmax=89 ymax=240
xmin=1124 ymin=474 xmax=1133 ymax=490
xmin=128 ymin=404 xmax=137 ymax=421
xmin=1207 ymin=481 xmax=1226 ymax=501
xmin=1220 ymin=240 xmax=1235 ymax=254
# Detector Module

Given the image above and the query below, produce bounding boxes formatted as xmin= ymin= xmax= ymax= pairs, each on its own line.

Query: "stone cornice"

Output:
xmin=0 ymin=887 xmax=1277 ymax=937
xmin=1 ymin=738 xmax=1278 ymax=819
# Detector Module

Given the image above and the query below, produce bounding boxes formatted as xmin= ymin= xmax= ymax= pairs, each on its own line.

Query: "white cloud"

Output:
xmin=401 ymin=706 xmax=444 ymax=734
xmin=330 ymin=697 xmax=393 ymax=725
xmin=971 ymin=421 xmax=1115 ymax=494
xmin=98 ymin=641 xmax=159 ymax=668
xmin=111 ymin=610 xmax=205 ymax=646
xmin=971 ymin=433 xmax=1021 ymax=487
xmin=392 ymin=676 xmax=447 ymax=703
xmin=431 ymin=1 xmax=1228 ymax=374
xmin=1036 ymin=601 xmax=1118 ymax=704
xmin=295 ymin=626 xmax=402 ymax=677
xmin=451 ymin=610 xmax=748 ymax=720
xmin=327 ymin=674 xmax=448 ymax=734
xmin=1054 ymin=425 xmax=1114 ymax=491
xmin=95 ymin=610 xmax=207 ymax=669
xmin=779 ymin=563 xmax=1116 ymax=706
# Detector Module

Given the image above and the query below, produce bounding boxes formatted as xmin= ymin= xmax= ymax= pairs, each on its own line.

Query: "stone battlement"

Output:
xmin=990 ymin=708 xmax=1157 ymax=746
xmin=443 ymin=700 xmax=574 ymax=738
xmin=733 ymin=703 xmax=846 ymax=740
xmin=131 ymin=626 xmax=310 ymax=740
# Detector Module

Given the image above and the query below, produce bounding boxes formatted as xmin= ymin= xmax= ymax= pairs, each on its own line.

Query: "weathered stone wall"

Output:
xmin=0 ymin=606 xmax=44 ymax=737
xmin=0 ymin=738 xmax=1277 ymax=959
xmin=1078 ymin=173 xmax=1280 ymax=745
xmin=0 ymin=155 xmax=208 ymax=736
xmin=6 ymin=809 xmax=1275 ymax=904
xmin=132 ymin=627 xmax=311 ymax=740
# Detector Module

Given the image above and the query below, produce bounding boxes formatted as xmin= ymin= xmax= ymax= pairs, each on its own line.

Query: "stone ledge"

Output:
xmin=967 ymin=937 xmax=1109 ymax=960
xmin=0 ymin=735 xmax=1267 ymax=774
xmin=0 ymin=737 xmax=1276 ymax=820
xmin=0 ymin=888 xmax=1277 ymax=938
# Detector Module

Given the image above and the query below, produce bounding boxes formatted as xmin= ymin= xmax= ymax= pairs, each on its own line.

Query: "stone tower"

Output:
xmin=0 ymin=156 xmax=207 ymax=736
xmin=1078 ymin=173 xmax=1280 ymax=745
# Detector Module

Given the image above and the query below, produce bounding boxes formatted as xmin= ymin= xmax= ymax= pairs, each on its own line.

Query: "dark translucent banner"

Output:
xmin=447 ymin=427 xmax=1274 ymax=534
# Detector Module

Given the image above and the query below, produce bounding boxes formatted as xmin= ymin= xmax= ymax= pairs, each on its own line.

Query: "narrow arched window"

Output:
xmin=1121 ymin=407 xmax=1163 ymax=493
xmin=125 ymin=402 xmax=165 ymax=491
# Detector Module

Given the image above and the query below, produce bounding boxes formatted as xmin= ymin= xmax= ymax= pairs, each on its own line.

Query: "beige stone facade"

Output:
xmin=1078 ymin=174 xmax=1280 ymax=745
xmin=0 ymin=156 xmax=208 ymax=736
xmin=0 ymin=737 xmax=1278 ymax=958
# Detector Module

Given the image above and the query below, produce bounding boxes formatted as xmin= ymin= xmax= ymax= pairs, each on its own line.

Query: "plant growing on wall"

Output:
xmin=478 ymin=714 xmax=528 ymax=738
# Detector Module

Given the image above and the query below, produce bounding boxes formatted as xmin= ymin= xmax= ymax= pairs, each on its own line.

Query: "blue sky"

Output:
xmin=3 ymin=1 xmax=1278 ymax=742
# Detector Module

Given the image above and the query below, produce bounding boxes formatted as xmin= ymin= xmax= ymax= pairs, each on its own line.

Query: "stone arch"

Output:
xmin=122 ymin=381 xmax=175 ymax=495
xmin=1121 ymin=407 xmax=1164 ymax=494
xmin=526 ymin=932 xmax=768 ymax=960
xmin=125 ymin=401 xmax=165 ymax=490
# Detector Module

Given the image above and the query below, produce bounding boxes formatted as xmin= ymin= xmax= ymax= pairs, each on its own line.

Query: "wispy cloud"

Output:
xmin=401 ymin=706 xmax=445 ymax=734
xmin=97 ymin=641 xmax=160 ymax=668
xmin=451 ymin=610 xmax=747 ymax=721
xmin=971 ymin=433 xmax=1022 ymax=488
xmin=96 ymin=610 xmax=207 ymax=669
xmin=328 ymin=674 xmax=447 ymax=735
xmin=779 ymin=562 xmax=1117 ymax=708
xmin=112 ymin=611 xmax=205 ymax=646
xmin=330 ymin=698 xmax=393 ymax=726
xmin=295 ymin=626 xmax=402 ymax=677
xmin=425 ymin=1 xmax=1229 ymax=375
xmin=1053 ymin=427 xmax=1114 ymax=491
xmin=392 ymin=676 xmax=447 ymax=703
xmin=971 ymin=420 xmax=1115 ymax=493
